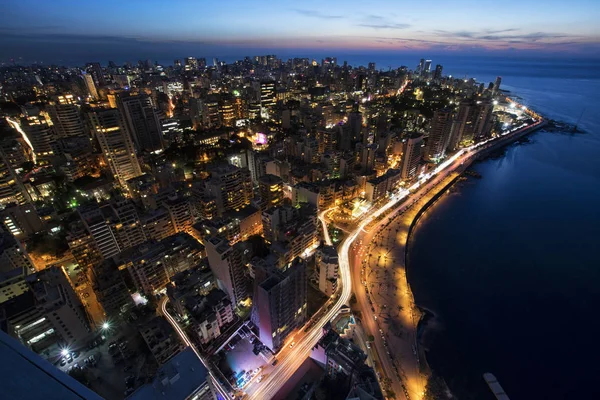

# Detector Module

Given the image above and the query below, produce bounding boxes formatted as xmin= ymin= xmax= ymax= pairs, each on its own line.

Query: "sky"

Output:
xmin=0 ymin=0 xmax=598 ymax=65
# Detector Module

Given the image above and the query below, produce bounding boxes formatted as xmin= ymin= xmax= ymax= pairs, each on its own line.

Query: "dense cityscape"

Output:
xmin=0 ymin=53 xmax=544 ymax=400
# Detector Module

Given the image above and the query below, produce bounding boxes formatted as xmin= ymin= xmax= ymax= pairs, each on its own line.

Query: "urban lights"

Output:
xmin=101 ymin=321 xmax=111 ymax=330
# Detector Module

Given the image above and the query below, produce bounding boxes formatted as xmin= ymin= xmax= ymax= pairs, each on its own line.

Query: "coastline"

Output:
xmin=400 ymin=119 xmax=549 ymax=396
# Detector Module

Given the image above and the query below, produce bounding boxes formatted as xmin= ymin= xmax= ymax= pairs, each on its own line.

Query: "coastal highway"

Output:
xmin=348 ymin=114 xmax=546 ymax=400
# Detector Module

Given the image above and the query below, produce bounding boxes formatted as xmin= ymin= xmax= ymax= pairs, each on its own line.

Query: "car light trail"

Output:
xmin=6 ymin=117 xmax=37 ymax=164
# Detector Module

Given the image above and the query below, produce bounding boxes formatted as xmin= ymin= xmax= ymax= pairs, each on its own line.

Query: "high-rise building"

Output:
xmin=88 ymin=108 xmax=142 ymax=186
xmin=21 ymin=112 xmax=56 ymax=164
xmin=184 ymin=56 xmax=198 ymax=71
xmin=474 ymin=99 xmax=494 ymax=141
xmin=219 ymin=95 xmax=236 ymax=127
xmin=260 ymin=80 xmax=276 ymax=120
xmin=253 ymin=257 xmax=307 ymax=351
xmin=400 ymin=133 xmax=423 ymax=180
xmin=348 ymin=111 xmax=362 ymax=142
xmin=118 ymin=94 xmax=164 ymax=152
xmin=116 ymin=233 xmax=204 ymax=296
xmin=0 ymin=148 xmax=30 ymax=205
xmin=433 ymin=64 xmax=444 ymax=81
xmin=205 ymin=236 xmax=248 ymax=305
xmin=424 ymin=108 xmax=453 ymax=162
xmin=139 ymin=317 xmax=185 ymax=366
xmin=81 ymin=72 xmax=98 ymax=100
xmin=200 ymin=95 xmax=221 ymax=129
xmin=164 ymin=194 xmax=193 ymax=233
xmin=424 ymin=59 xmax=432 ymax=74
xmin=89 ymin=259 xmax=132 ymax=318
xmin=258 ymin=174 xmax=284 ymax=210
xmin=85 ymin=62 xmax=105 ymax=86
xmin=0 ymin=228 xmax=34 ymax=276
xmin=360 ymin=143 xmax=378 ymax=173
xmin=316 ymin=246 xmax=338 ymax=297
xmin=493 ymin=76 xmax=502 ymax=95
xmin=417 ymin=59 xmax=425 ymax=75
xmin=46 ymin=103 xmax=84 ymax=139
xmin=7 ymin=266 xmax=91 ymax=354
xmin=77 ymin=204 xmax=121 ymax=260
xmin=205 ymin=164 xmax=253 ymax=216
xmin=0 ymin=203 xmax=43 ymax=240
xmin=449 ymin=99 xmax=494 ymax=149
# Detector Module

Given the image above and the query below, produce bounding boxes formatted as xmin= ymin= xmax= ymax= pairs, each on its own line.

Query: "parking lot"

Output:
xmin=217 ymin=333 xmax=268 ymax=390
xmin=52 ymin=322 xmax=157 ymax=399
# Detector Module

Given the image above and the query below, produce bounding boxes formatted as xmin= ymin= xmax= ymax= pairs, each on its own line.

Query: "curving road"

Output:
xmin=160 ymin=297 xmax=234 ymax=400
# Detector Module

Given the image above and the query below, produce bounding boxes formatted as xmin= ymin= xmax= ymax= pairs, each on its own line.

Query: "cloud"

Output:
xmin=358 ymin=14 xmax=411 ymax=30
xmin=291 ymin=9 xmax=345 ymax=19
xmin=359 ymin=23 xmax=411 ymax=30
xmin=432 ymin=29 xmax=576 ymax=43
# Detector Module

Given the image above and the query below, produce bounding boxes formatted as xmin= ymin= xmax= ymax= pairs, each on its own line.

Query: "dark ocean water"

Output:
xmin=402 ymin=59 xmax=600 ymax=399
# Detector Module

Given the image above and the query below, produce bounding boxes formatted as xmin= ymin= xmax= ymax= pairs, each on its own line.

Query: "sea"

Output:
xmin=401 ymin=58 xmax=600 ymax=399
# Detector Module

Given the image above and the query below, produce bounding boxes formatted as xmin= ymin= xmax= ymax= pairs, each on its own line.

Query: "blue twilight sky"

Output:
xmin=0 ymin=0 xmax=598 ymax=64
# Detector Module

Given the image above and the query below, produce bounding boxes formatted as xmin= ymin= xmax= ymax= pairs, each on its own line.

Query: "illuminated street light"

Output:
xmin=60 ymin=348 xmax=70 ymax=357
xmin=101 ymin=322 xmax=110 ymax=330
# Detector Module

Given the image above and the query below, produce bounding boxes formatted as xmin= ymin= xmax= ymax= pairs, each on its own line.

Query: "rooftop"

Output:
xmin=128 ymin=347 xmax=209 ymax=400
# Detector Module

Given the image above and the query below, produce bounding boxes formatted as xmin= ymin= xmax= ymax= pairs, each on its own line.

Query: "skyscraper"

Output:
xmin=449 ymin=99 xmax=494 ymax=148
xmin=81 ymin=72 xmax=98 ymax=100
xmin=493 ymin=76 xmax=502 ymax=95
xmin=88 ymin=108 xmax=142 ymax=186
xmin=205 ymin=236 xmax=248 ymax=305
xmin=253 ymin=257 xmax=307 ymax=351
xmin=417 ymin=59 xmax=425 ymax=75
xmin=118 ymin=94 xmax=164 ymax=152
xmin=258 ymin=174 xmax=284 ymax=210
xmin=433 ymin=64 xmax=443 ymax=81
xmin=46 ymin=102 xmax=84 ymax=139
xmin=21 ymin=112 xmax=56 ymax=164
xmin=400 ymin=133 xmax=423 ymax=180
xmin=85 ymin=62 xmax=105 ymax=86
xmin=205 ymin=164 xmax=253 ymax=216
xmin=0 ymin=148 xmax=30 ymax=205
xmin=424 ymin=59 xmax=432 ymax=74
xmin=260 ymin=80 xmax=276 ymax=120
xmin=424 ymin=108 xmax=453 ymax=162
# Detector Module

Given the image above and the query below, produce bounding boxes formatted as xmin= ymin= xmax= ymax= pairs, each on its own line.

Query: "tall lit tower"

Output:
xmin=0 ymin=148 xmax=30 ymax=205
xmin=46 ymin=102 xmax=84 ymax=139
xmin=118 ymin=94 xmax=164 ymax=152
xmin=260 ymin=80 xmax=276 ymax=120
xmin=424 ymin=108 xmax=453 ymax=162
xmin=493 ymin=76 xmax=502 ymax=95
xmin=258 ymin=174 xmax=284 ymax=210
xmin=81 ymin=72 xmax=98 ymax=100
xmin=400 ymin=133 xmax=423 ymax=180
xmin=88 ymin=108 xmax=142 ymax=186
xmin=21 ymin=112 xmax=56 ymax=164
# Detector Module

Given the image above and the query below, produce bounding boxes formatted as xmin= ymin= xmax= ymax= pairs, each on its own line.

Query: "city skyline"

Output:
xmin=1 ymin=0 xmax=599 ymax=64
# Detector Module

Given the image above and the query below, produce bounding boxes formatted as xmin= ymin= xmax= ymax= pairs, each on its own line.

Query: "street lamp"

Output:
xmin=101 ymin=321 xmax=111 ymax=331
xmin=60 ymin=347 xmax=70 ymax=357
